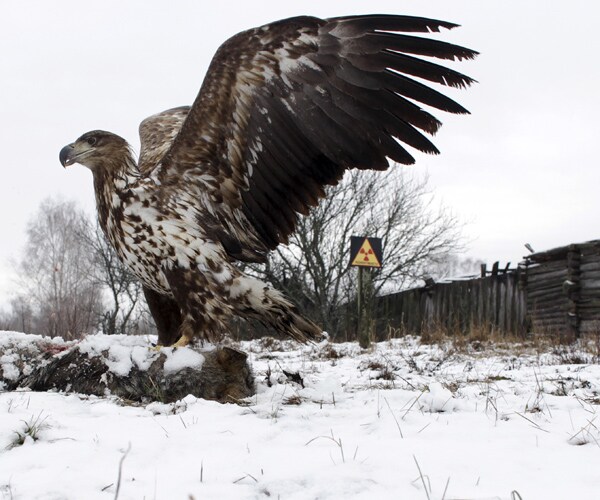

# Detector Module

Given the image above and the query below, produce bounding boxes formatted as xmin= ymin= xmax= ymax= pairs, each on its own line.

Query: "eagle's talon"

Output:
xmin=171 ymin=335 xmax=192 ymax=349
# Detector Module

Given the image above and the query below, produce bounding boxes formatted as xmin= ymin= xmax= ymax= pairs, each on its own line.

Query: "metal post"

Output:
xmin=358 ymin=267 xmax=371 ymax=348
xmin=357 ymin=266 xmax=363 ymax=335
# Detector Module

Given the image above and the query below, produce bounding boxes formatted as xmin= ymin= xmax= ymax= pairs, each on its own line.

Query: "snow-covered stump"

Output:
xmin=0 ymin=332 xmax=254 ymax=403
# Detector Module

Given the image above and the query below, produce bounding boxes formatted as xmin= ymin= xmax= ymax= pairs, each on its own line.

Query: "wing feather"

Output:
xmin=138 ymin=106 xmax=190 ymax=174
xmin=155 ymin=14 xmax=476 ymax=254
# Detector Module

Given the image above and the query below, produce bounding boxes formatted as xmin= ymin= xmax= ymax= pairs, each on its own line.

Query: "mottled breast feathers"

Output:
xmin=136 ymin=14 xmax=477 ymax=259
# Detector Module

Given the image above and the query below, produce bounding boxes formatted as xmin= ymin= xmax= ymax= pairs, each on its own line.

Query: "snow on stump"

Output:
xmin=0 ymin=332 xmax=254 ymax=403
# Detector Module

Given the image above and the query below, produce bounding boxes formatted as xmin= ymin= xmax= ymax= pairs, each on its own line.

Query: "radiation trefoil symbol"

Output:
xmin=350 ymin=237 xmax=383 ymax=268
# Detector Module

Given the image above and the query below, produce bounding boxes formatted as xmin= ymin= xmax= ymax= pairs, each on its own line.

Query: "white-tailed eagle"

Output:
xmin=59 ymin=15 xmax=476 ymax=346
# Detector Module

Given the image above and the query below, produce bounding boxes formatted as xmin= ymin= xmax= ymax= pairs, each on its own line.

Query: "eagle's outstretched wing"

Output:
xmin=154 ymin=15 xmax=477 ymax=257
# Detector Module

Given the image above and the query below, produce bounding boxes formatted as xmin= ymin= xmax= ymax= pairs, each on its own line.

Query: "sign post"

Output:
xmin=350 ymin=236 xmax=383 ymax=348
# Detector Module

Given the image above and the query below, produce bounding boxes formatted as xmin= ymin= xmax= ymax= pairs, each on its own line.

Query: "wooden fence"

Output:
xmin=372 ymin=268 xmax=527 ymax=339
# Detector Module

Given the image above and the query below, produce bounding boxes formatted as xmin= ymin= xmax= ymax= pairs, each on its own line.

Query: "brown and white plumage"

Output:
xmin=138 ymin=106 xmax=191 ymax=175
xmin=59 ymin=15 xmax=476 ymax=346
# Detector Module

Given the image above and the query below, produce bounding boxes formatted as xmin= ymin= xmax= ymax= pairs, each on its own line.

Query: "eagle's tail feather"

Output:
xmin=271 ymin=304 xmax=324 ymax=343
xmin=231 ymin=278 xmax=323 ymax=342
xmin=253 ymin=300 xmax=324 ymax=343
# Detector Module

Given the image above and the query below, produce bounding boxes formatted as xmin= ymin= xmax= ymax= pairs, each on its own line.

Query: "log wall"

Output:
xmin=521 ymin=241 xmax=600 ymax=336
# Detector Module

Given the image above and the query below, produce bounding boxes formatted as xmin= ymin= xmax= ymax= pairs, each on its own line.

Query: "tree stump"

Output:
xmin=0 ymin=332 xmax=254 ymax=403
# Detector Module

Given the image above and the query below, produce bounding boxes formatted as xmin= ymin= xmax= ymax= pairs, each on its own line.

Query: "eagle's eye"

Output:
xmin=87 ymin=136 xmax=97 ymax=146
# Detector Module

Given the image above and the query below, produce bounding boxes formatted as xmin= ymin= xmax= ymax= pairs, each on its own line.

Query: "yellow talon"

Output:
xmin=171 ymin=335 xmax=192 ymax=348
xmin=149 ymin=330 xmax=193 ymax=350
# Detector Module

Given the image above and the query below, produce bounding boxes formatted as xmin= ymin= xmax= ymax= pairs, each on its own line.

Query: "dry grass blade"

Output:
xmin=305 ymin=431 xmax=346 ymax=463
xmin=233 ymin=473 xmax=258 ymax=484
xmin=441 ymin=477 xmax=451 ymax=500
xmin=513 ymin=412 xmax=549 ymax=433
xmin=383 ymin=397 xmax=403 ymax=438
xmin=114 ymin=442 xmax=131 ymax=500
xmin=413 ymin=455 xmax=431 ymax=500
xmin=568 ymin=416 xmax=600 ymax=446
xmin=402 ymin=389 xmax=426 ymax=420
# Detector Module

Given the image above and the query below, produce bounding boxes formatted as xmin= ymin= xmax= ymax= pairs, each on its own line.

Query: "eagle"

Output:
xmin=59 ymin=15 xmax=476 ymax=347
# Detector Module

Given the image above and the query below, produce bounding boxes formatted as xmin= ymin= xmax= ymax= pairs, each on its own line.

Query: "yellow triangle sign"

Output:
xmin=352 ymin=238 xmax=381 ymax=267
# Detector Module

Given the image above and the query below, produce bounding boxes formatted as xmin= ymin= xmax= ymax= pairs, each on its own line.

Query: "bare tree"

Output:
xmin=248 ymin=168 xmax=463 ymax=339
xmin=14 ymin=198 xmax=104 ymax=339
xmin=0 ymin=296 xmax=35 ymax=332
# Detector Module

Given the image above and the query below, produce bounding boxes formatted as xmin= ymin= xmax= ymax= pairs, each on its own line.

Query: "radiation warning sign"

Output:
xmin=350 ymin=236 xmax=383 ymax=268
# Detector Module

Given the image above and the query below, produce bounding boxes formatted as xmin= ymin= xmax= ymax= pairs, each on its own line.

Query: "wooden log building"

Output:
xmin=522 ymin=240 xmax=600 ymax=336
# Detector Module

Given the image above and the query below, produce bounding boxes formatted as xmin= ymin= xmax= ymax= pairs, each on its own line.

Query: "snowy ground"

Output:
xmin=1 ymin=334 xmax=600 ymax=500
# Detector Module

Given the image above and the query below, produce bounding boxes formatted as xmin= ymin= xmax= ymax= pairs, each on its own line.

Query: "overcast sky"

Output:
xmin=1 ymin=0 xmax=599 ymax=305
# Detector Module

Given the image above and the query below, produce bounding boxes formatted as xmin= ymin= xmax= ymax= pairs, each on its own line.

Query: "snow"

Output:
xmin=0 ymin=354 xmax=19 ymax=381
xmin=0 ymin=332 xmax=73 ymax=388
xmin=78 ymin=334 xmax=160 ymax=377
xmin=1 ymin=334 xmax=600 ymax=499
xmin=162 ymin=346 xmax=205 ymax=374
xmin=65 ymin=334 xmax=207 ymax=377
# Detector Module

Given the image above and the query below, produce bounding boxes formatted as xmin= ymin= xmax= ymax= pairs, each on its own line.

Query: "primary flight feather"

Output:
xmin=59 ymin=15 xmax=477 ymax=347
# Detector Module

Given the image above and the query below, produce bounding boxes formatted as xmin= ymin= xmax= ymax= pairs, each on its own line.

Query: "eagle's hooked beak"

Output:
xmin=60 ymin=142 xmax=92 ymax=168
xmin=59 ymin=143 xmax=76 ymax=168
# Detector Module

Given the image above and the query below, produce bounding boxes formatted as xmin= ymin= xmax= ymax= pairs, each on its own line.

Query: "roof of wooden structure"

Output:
xmin=525 ymin=240 xmax=600 ymax=264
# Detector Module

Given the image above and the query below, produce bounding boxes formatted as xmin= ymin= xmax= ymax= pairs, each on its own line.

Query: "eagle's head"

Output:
xmin=59 ymin=131 xmax=130 ymax=172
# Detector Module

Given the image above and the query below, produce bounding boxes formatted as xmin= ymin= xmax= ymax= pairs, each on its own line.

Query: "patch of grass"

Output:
xmin=485 ymin=375 xmax=511 ymax=382
xmin=143 ymin=375 xmax=168 ymax=403
xmin=585 ymin=395 xmax=600 ymax=405
xmin=418 ymin=323 xmax=540 ymax=357
xmin=420 ymin=323 xmax=501 ymax=349
xmin=568 ymin=419 xmax=600 ymax=447
xmin=364 ymin=360 xmax=385 ymax=371
xmin=359 ymin=358 xmax=398 ymax=383
xmin=419 ymin=328 xmax=447 ymax=346
xmin=320 ymin=345 xmax=342 ymax=360
xmin=400 ymin=325 xmax=600 ymax=367
xmin=552 ymin=344 xmax=592 ymax=365
xmin=8 ymin=412 xmax=49 ymax=450
xmin=443 ymin=381 xmax=461 ymax=393
xmin=283 ymin=394 xmax=303 ymax=405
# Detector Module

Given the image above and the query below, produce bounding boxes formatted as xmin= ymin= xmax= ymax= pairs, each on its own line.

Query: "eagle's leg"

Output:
xmin=171 ymin=316 xmax=195 ymax=348
xmin=229 ymin=275 xmax=323 ymax=342
xmin=162 ymin=266 xmax=229 ymax=346
xmin=142 ymin=286 xmax=183 ymax=346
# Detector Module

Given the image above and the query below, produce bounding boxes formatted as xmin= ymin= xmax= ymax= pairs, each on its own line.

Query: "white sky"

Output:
xmin=1 ymin=0 xmax=599 ymax=305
